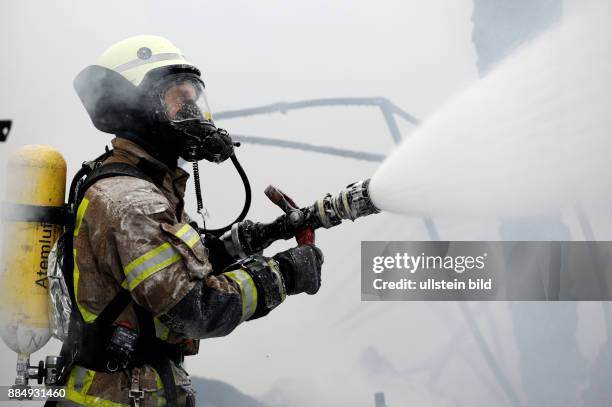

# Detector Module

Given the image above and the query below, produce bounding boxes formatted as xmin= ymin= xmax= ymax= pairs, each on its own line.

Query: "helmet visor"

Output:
xmin=160 ymin=76 xmax=213 ymax=123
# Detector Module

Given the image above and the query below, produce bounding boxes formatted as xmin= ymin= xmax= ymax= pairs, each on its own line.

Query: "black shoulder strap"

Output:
xmin=94 ymin=289 xmax=133 ymax=327
xmin=69 ymin=162 xmax=153 ymax=327
xmin=58 ymin=155 xmax=162 ymax=386
xmin=134 ymin=303 xmax=179 ymax=406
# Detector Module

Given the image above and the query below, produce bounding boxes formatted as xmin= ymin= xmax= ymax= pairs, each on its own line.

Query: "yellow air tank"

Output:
xmin=1 ymin=145 xmax=66 ymax=356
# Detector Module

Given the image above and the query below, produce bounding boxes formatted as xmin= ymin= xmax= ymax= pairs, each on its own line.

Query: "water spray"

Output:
xmin=221 ymin=179 xmax=381 ymax=258
xmin=367 ymin=2 xmax=612 ymax=219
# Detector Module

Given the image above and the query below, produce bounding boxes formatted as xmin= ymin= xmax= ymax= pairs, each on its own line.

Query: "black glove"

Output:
xmin=203 ymin=232 xmax=236 ymax=272
xmin=273 ymin=245 xmax=324 ymax=295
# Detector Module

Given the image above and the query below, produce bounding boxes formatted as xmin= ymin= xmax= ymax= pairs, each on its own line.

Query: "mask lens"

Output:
xmin=161 ymin=77 xmax=213 ymax=122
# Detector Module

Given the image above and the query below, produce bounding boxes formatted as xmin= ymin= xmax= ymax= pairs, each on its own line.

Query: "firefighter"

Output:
xmin=58 ymin=35 xmax=323 ymax=406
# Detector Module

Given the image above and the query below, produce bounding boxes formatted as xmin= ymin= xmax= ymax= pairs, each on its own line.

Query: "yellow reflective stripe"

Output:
xmin=73 ymin=249 xmax=98 ymax=323
xmin=125 ymin=243 xmax=172 ymax=274
xmin=224 ymin=269 xmax=258 ymax=322
xmin=244 ymin=272 xmax=258 ymax=319
xmin=154 ymin=317 xmax=170 ymax=341
xmin=124 ymin=243 xmax=181 ymax=290
xmin=174 ymin=224 xmax=200 ymax=248
xmin=154 ymin=368 xmax=166 ymax=407
xmin=71 ymin=365 xmax=90 ymax=393
xmin=66 ymin=366 xmax=128 ymax=406
xmin=129 ymin=253 xmax=181 ymax=290
xmin=123 ymin=224 xmax=199 ymax=291
xmin=73 ymin=198 xmax=98 ymax=323
xmin=176 ymin=224 xmax=192 ymax=237
xmin=74 ymin=198 xmax=90 ymax=237
xmin=268 ymin=259 xmax=287 ymax=302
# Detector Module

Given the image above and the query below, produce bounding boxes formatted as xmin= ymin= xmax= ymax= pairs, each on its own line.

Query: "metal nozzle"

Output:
xmin=315 ymin=179 xmax=380 ymax=228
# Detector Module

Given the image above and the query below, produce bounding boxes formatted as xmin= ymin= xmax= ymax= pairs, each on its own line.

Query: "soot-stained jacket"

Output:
xmin=65 ymin=137 xmax=258 ymax=406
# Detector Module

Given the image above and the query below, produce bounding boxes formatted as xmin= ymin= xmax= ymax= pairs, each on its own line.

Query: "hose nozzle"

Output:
xmin=221 ymin=178 xmax=380 ymax=258
xmin=315 ymin=179 xmax=380 ymax=228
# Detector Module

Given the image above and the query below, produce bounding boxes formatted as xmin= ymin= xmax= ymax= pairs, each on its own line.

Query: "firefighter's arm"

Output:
xmin=101 ymin=183 xmax=242 ymax=334
xmin=109 ymin=183 xmax=323 ymax=339
xmin=159 ymin=245 xmax=324 ymax=339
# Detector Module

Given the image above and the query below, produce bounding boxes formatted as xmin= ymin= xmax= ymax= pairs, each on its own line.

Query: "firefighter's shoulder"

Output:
xmin=84 ymin=175 xmax=171 ymax=218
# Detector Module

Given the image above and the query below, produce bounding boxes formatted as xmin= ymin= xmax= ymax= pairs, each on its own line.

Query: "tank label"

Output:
xmin=34 ymin=223 xmax=60 ymax=290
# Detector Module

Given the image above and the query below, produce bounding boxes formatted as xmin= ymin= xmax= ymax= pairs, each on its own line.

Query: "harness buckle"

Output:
xmin=129 ymin=389 xmax=145 ymax=400
xmin=129 ymin=367 xmax=144 ymax=407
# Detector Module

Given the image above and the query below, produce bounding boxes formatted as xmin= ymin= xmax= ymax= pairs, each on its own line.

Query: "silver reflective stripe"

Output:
xmin=224 ymin=269 xmax=257 ymax=322
xmin=114 ymin=52 xmax=184 ymax=73
xmin=231 ymin=222 xmax=247 ymax=258
xmin=73 ymin=366 xmax=87 ymax=393
xmin=125 ymin=243 xmax=181 ymax=290
xmin=175 ymin=224 xmax=200 ymax=248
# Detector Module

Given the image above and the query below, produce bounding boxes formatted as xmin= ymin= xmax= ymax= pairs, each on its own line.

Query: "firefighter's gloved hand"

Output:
xmin=273 ymin=245 xmax=324 ymax=295
xmin=204 ymin=232 xmax=236 ymax=271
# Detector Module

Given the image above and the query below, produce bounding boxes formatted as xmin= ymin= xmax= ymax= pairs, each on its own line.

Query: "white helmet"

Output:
xmin=97 ymin=35 xmax=196 ymax=86
xmin=74 ymin=35 xmax=233 ymax=163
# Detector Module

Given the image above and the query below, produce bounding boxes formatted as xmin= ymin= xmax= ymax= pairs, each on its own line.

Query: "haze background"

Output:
xmin=0 ymin=1 xmax=609 ymax=406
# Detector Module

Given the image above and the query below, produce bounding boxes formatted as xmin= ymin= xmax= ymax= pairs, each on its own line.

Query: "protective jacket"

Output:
xmin=64 ymin=137 xmax=260 ymax=406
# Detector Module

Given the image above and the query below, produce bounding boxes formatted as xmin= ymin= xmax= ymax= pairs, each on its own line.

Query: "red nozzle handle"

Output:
xmin=264 ymin=185 xmax=315 ymax=245
xmin=296 ymin=228 xmax=315 ymax=245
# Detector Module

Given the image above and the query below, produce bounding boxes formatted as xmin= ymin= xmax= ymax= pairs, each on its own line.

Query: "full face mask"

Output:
xmin=74 ymin=59 xmax=251 ymax=235
xmin=157 ymin=74 xmax=235 ymax=163
xmin=74 ymin=65 xmax=236 ymax=164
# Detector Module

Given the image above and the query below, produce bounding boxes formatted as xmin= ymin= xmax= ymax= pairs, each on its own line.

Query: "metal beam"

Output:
xmin=216 ymin=97 xmax=419 ymax=126
xmin=233 ymin=134 xmax=385 ymax=163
